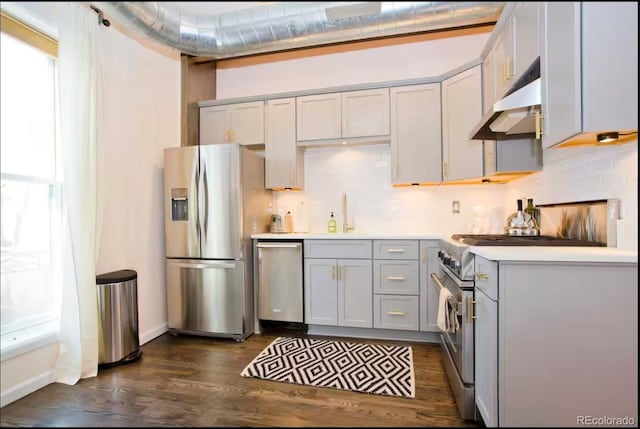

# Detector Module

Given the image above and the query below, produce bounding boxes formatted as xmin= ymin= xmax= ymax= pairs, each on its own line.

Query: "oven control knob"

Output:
xmin=444 ymin=256 xmax=451 ymax=265
xmin=451 ymin=260 xmax=460 ymax=270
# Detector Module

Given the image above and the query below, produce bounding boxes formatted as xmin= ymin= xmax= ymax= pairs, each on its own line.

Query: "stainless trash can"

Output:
xmin=96 ymin=269 xmax=142 ymax=366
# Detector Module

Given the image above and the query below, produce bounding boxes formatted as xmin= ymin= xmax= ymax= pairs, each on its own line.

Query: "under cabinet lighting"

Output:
xmin=597 ymin=132 xmax=619 ymax=144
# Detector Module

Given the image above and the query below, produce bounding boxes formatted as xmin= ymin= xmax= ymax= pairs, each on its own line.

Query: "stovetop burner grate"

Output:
xmin=451 ymin=234 xmax=605 ymax=247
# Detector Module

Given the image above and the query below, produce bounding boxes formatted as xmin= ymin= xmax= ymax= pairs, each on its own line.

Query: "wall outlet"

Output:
xmin=452 ymin=200 xmax=460 ymax=214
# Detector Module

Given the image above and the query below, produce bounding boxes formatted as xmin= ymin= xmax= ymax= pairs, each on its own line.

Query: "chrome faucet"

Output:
xmin=342 ymin=192 xmax=355 ymax=233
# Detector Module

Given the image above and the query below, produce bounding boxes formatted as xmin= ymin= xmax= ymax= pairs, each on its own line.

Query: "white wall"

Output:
xmin=216 ymin=32 xmax=490 ymax=99
xmin=505 ymin=141 xmax=638 ymax=249
xmin=96 ymin=21 xmax=180 ymax=344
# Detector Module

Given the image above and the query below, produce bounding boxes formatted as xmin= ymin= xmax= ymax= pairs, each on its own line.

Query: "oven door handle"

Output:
xmin=444 ymin=330 xmax=457 ymax=354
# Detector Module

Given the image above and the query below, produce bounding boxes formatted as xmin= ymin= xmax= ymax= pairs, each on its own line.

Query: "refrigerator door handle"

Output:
xmin=170 ymin=261 xmax=236 ymax=270
xmin=202 ymin=163 xmax=209 ymax=236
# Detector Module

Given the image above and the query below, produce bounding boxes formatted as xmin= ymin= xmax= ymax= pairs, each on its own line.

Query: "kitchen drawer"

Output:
xmin=373 ymin=240 xmax=419 ymax=260
xmin=373 ymin=260 xmax=419 ymax=295
xmin=373 ymin=295 xmax=419 ymax=331
xmin=304 ymin=240 xmax=372 ymax=259
xmin=475 ymin=255 xmax=498 ymax=300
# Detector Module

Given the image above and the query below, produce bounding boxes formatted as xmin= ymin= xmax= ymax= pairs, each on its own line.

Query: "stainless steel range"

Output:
xmin=435 ymin=199 xmax=618 ymax=421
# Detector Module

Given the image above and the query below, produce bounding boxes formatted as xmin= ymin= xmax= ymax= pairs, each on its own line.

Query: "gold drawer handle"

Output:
xmin=331 ymin=265 xmax=335 ymax=280
xmin=386 ymin=249 xmax=405 ymax=253
xmin=475 ymin=272 xmax=488 ymax=280
xmin=387 ymin=311 xmax=405 ymax=316
xmin=386 ymin=276 xmax=405 ymax=281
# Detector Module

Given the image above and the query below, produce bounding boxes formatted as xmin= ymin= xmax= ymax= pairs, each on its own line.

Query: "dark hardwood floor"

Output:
xmin=0 ymin=327 xmax=478 ymax=427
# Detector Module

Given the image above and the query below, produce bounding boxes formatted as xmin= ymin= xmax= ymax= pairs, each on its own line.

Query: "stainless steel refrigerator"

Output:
xmin=163 ymin=143 xmax=272 ymax=340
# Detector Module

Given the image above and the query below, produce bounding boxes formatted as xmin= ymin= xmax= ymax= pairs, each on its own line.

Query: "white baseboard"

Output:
xmin=139 ymin=323 xmax=168 ymax=345
xmin=1 ymin=370 xmax=55 ymax=408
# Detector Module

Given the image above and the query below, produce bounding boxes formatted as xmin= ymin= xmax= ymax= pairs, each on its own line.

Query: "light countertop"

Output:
xmin=470 ymin=246 xmax=638 ymax=264
xmin=251 ymin=232 xmax=443 ymax=240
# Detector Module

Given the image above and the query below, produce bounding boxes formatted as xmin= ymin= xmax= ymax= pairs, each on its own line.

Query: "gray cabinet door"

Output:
xmin=265 ymin=97 xmax=302 ymax=189
xmin=513 ymin=2 xmax=540 ymax=80
xmin=200 ymin=105 xmax=230 ymax=145
xmin=304 ymin=258 xmax=338 ymax=325
xmin=229 ymin=101 xmax=264 ymax=145
xmin=390 ymin=84 xmax=441 ymax=184
xmin=338 ymin=259 xmax=372 ymax=328
xmin=342 ymin=88 xmax=390 ymax=138
xmin=475 ymin=287 xmax=498 ymax=428
xmin=540 ymin=2 xmax=581 ymax=149
xmin=419 ymin=241 xmax=440 ymax=332
xmin=442 ymin=65 xmax=483 ymax=182
xmin=296 ymin=93 xmax=342 ymax=141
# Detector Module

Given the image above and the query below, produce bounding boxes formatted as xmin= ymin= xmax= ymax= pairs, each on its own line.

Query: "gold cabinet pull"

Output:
xmin=422 ymin=247 xmax=426 ymax=263
xmin=231 ymin=129 xmax=236 ymax=142
xmin=386 ymin=276 xmax=405 ymax=281
xmin=535 ymin=111 xmax=545 ymax=140
xmin=331 ymin=265 xmax=335 ymax=280
xmin=475 ymin=272 xmax=489 ymax=280
xmin=387 ymin=311 xmax=405 ymax=316
xmin=468 ymin=297 xmax=477 ymax=323
xmin=443 ymin=162 xmax=448 ymax=179
xmin=386 ymin=249 xmax=405 ymax=253
xmin=338 ymin=265 xmax=343 ymax=281
xmin=225 ymin=129 xmax=230 ymax=142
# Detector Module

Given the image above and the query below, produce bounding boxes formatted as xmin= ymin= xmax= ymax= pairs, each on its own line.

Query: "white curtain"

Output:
xmin=55 ymin=2 xmax=103 ymax=384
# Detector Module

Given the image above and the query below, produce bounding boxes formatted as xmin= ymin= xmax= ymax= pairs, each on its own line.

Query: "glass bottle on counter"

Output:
xmin=525 ymin=198 xmax=540 ymax=227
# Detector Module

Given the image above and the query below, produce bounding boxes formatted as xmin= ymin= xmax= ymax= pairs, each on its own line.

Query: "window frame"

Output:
xmin=1 ymin=11 xmax=61 ymax=361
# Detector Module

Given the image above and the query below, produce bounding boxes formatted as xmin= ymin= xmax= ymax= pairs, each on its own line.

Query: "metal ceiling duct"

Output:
xmin=93 ymin=2 xmax=505 ymax=59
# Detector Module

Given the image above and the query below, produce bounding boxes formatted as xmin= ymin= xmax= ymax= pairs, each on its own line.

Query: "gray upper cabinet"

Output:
xmin=541 ymin=2 xmax=638 ymax=149
xmin=492 ymin=3 xmax=540 ymax=101
xmin=442 ymin=65 xmax=483 ymax=182
xmin=265 ymin=98 xmax=304 ymax=189
xmin=200 ymin=101 xmax=264 ymax=145
xmin=513 ymin=2 xmax=540 ymax=80
xmin=297 ymin=88 xmax=390 ymax=144
xmin=493 ymin=18 xmax=515 ymax=100
xmin=390 ymin=84 xmax=442 ymax=185
xmin=296 ymin=93 xmax=342 ymax=141
xmin=341 ymin=88 xmax=390 ymax=138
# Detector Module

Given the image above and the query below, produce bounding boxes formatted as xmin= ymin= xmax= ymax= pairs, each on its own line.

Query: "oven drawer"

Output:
xmin=373 ymin=260 xmax=419 ymax=295
xmin=373 ymin=240 xmax=419 ymax=260
xmin=373 ymin=295 xmax=419 ymax=331
xmin=475 ymin=255 xmax=498 ymax=300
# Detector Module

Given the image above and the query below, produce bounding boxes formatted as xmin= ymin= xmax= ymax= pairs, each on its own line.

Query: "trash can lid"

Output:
xmin=96 ymin=269 xmax=137 ymax=284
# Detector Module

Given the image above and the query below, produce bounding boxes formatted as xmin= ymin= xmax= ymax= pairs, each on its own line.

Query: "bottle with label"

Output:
xmin=524 ymin=198 xmax=540 ymax=227
xmin=328 ymin=212 xmax=337 ymax=233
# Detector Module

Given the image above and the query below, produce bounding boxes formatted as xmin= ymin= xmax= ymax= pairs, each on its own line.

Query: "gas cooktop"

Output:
xmin=451 ymin=234 xmax=606 ymax=247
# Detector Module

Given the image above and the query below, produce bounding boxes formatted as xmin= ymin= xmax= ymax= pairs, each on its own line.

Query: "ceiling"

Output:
xmin=1 ymin=2 xmax=505 ymax=60
xmin=94 ymin=2 xmax=505 ymax=59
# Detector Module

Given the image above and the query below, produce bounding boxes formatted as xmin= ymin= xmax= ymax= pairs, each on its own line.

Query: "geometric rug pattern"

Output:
xmin=241 ymin=337 xmax=415 ymax=398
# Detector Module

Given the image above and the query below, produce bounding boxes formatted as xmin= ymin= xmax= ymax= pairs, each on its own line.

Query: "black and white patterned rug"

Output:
xmin=240 ymin=337 xmax=415 ymax=398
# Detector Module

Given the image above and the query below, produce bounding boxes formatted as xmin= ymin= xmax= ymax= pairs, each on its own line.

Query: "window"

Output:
xmin=1 ymin=14 xmax=61 ymax=357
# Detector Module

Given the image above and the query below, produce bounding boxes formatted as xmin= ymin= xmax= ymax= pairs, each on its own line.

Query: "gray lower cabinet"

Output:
xmin=372 ymin=240 xmax=419 ymax=331
xmin=473 ymin=255 xmax=638 ymax=427
xmin=304 ymin=240 xmax=373 ymax=328
xmin=419 ymin=240 xmax=440 ymax=332
xmin=304 ymin=257 xmax=372 ymax=328
xmin=373 ymin=295 xmax=419 ymax=331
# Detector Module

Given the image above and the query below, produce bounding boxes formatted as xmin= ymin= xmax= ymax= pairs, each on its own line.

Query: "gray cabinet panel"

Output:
xmin=373 ymin=260 xmax=419 ymax=295
xmin=420 ymin=241 xmax=440 ymax=332
xmin=304 ymin=258 xmax=338 ymax=326
xmin=373 ymin=240 xmax=419 ymax=260
xmin=338 ymin=259 xmax=373 ymax=328
xmin=304 ymin=240 xmax=372 ymax=259
xmin=373 ymin=295 xmax=419 ymax=331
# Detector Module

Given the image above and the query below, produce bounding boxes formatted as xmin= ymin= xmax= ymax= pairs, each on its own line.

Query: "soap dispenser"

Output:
xmin=328 ymin=212 xmax=337 ymax=233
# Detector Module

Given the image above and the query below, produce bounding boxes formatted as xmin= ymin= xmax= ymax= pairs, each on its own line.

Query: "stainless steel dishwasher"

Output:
xmin=256 ymin=241 xmax=303 ymax=323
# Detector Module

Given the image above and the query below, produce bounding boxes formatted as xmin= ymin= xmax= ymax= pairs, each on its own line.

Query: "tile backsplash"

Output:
xmin=273 ymin=144 xmax=507 ymax=235
xmin=272 ymin=140 xmax=638 ymax=250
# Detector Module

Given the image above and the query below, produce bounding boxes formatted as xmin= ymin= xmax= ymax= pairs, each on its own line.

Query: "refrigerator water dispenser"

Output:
xmin=171 ymin=188 xmax=188 ymax=221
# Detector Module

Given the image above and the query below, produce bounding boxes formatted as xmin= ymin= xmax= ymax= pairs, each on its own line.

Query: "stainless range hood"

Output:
xmin=470 ymin=57 xmax=541 ymax=141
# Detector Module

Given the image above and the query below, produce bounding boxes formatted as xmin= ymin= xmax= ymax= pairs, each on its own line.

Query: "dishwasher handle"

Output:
xmin=256 ymin=242 xmax=302 ymax=249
